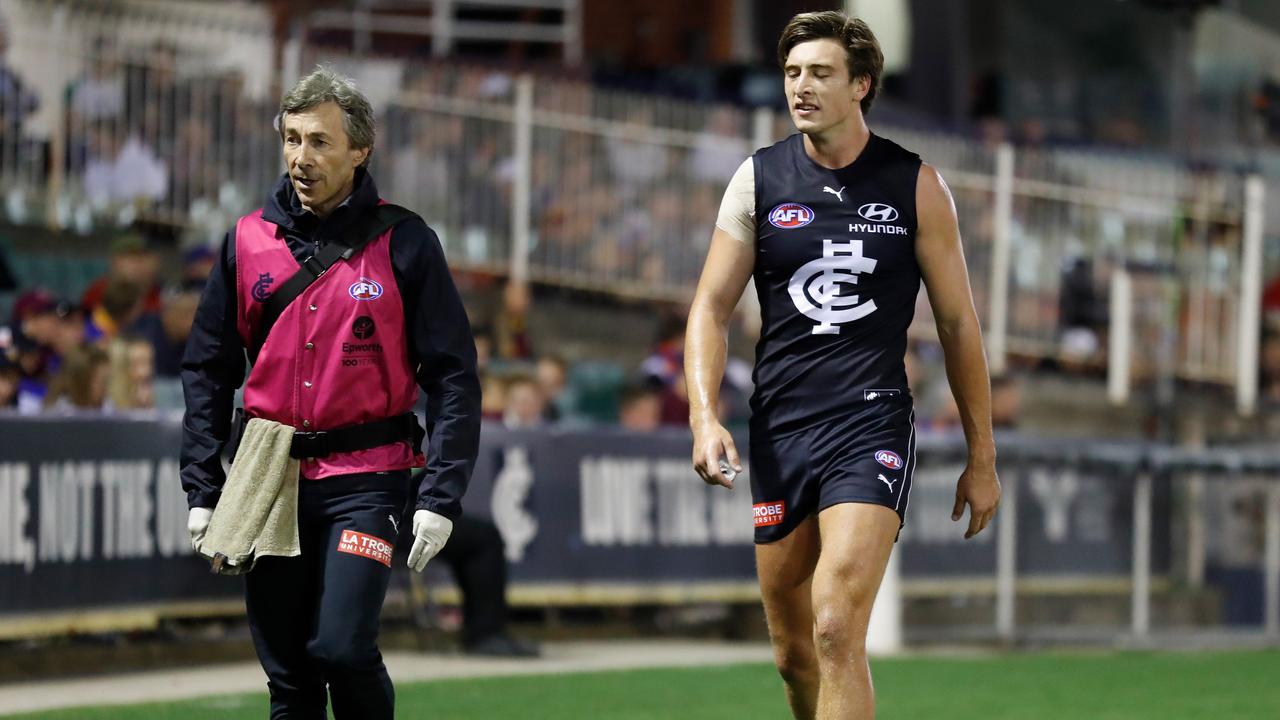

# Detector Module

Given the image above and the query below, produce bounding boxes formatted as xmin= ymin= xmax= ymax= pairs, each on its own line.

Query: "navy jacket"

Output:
xmin=179 ymin=168 xmax=481 ymax=519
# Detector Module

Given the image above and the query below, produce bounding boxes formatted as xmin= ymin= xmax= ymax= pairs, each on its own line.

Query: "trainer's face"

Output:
xmin=281 ymin=101 xmax=369 ymax=218
xmin=783 ymin=39 xmax=868 ymax=136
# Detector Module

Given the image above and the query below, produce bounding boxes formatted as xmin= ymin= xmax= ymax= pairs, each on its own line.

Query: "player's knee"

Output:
xmin=772 ymin=640 xmax=817 ymax=685
xmin=812 ymin=605 xmax=868 ymax=660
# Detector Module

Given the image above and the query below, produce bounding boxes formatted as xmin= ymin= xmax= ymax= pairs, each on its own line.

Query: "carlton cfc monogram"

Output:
xmin=787 ymin=238 xmax=879 ymax=335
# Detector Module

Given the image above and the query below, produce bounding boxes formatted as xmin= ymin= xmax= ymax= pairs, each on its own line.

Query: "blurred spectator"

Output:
xmin=106 ymin=333 xmax=155 ymax=410
xmin=432 ymin=514 xmax=540 ymax=658
xmin=536 ymin=354 xmax=568 ymax=422
xmin=86 ymin=132 xmax=168 ymax=208
xmin=81 ymin=235 xmax=163 ymax=314
xmin=494 ymin=281 xmax=533 ymax=361
xmin=687 ymin=107 xmax=746 ymax=185
xmin=390 ymin=114 xmax=461 ymax=221
xmin=0 ymin=352 xmax=18 ymax=408
xmin=0 ymin=15 xmax=38 ymax=148
xmin=170 ymin=116 xmax=217 ymax=209
xmin=4 ymin=288 xmax=75 ymax=411
xmin=607 ymin=108 xmax=668 ymax=192
xmin=86 ymin=277 xmax=145 ymax=345
xmin=43 ymin=344 xmax=109 ymax=411
xmin=1260 ymin=329 xmax=1280 ymax=403
xmin=69 ymin=36 xmax=124 ymax=124
xmin=502 ymin=374 xmax=546 ymax=429
xmin=639 ymin=313 xmax=688 ymax=425
xmin=153 ymin=288 xmax=200 ymax=377
xmin=618 ymin=382 xmax=661 ymax=432
xmin=180 ymin=245 xmax=216 ymax=290
xmin=1057 ymin=256 xmax=1105 ymax=371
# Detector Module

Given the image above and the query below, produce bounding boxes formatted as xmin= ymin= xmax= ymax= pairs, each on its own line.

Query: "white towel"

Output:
xmin=200 ymin=417 xmax=301 ymax=575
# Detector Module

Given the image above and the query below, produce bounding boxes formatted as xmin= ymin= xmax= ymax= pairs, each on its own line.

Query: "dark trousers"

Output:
xmin=245 ymin=471 xmax=409 ymax=720
xmin=436 ymin=515 xmax=509 ymax=644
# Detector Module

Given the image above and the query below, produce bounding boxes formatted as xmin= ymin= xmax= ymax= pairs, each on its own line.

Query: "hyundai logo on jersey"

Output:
xmin=874 ymin=449 xmax=904 ymax=470
xmin=769 ymin=203 xmax=815 ymax=229
xmin=348 ymin=278 xmax=383 ymax=301
xmin=857 ymin=203 xmax=899 ymax=222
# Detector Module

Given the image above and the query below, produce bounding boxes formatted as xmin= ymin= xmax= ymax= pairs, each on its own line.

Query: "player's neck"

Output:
xmin=802 ymin=114 xmax=871 ymax=170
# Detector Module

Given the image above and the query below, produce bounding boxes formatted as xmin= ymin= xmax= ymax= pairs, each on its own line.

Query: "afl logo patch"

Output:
xmin=857 ymin=203 xmax=899 ymax=223
xmin=251 ymin=272 xmax=273 ymax=302
xmin=875 ymin=449 xmax=904 ymax=470
xmin=348 ymin=278 xmax=383 ymax=301
xmin=352 ymin=315 xmax=376 ymax=339
xmin=769 ymin=203 xmax=814 ymax=229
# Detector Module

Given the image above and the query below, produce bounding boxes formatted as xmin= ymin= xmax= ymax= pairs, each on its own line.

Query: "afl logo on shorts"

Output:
xmin=769 ymin=203 xmax=814 ymax=229
xmin=875 ymin=449 xmax=904 ymax=470
xmin=348 ymin=278 xmax=383 ymax=301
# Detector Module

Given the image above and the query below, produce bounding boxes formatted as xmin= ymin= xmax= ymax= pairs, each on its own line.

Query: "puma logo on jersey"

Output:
xmin=388 ymin=514 xmax=400 ymax=535
xmin=823 ymin=185 xmax=845 ymax=202
xmin=878 ymin=473 xmax=899 ymax=492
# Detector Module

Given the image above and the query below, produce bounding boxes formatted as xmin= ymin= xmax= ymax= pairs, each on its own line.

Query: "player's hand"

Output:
xmin=691 ymin=418 xmax=741 ymax=489
xmin=407 ymin=509 xmax=453 ymax=572
xmin=188 ymin=507 xmax=214 ymax=552
xmin=952 ymin=460 xmax=1000 ymax=539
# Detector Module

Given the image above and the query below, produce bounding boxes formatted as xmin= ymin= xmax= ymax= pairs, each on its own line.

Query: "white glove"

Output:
xmin=188 ymin=507 xmax=214 ymax=553
xmin=407 ymin=509 xmax=453 ymax=572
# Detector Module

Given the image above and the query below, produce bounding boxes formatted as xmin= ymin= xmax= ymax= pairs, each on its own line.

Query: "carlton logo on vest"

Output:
xmin=251 ymin=272 xmax=274 ymax=302
xmin=348 ymin=277 xmax=384 ymax=301
xmin=787 ymin=239 xmax=878 ymax=335
xmin=768 ymin=203 xmax=814 ymax=229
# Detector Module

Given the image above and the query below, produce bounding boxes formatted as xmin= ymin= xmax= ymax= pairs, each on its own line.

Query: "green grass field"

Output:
xmin=9 ymin=650 xmax=1280 ymax=719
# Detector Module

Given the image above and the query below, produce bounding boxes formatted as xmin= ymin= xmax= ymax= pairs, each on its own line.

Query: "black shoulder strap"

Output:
xmin=251 ymin=203 xmax=417 ymax=356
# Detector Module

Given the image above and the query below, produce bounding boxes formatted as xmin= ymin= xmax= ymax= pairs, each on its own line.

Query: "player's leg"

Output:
xmin=307 ymin=472 xmax=409 ymax=720
xmin=750 ymin=429 xmax=823 ymax=719
xmin=811 ymin=502 xmax=900 ymax=720
xmin=756 ymin=515 xmax=821 ymax=719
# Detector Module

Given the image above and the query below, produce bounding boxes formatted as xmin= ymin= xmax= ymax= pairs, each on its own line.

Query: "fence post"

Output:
xmin=1266 ymin=481 xmax=1280 ymax=638
xmin=510 ymin=74 xmax=533 ymax=283
xmin=1131 ymin=471 xmax=1153 ymax=639
xmin=1236 ymin=175 xmax=1264 ymax=416
xmin=432 ymin=0 xmax=455 ymax=58
xmin=1108 ymin=268 xmax=1133 ymax=405
xmin=996 ymin=471 xmax=1017 ymax=643
xmin=563 ymin=0 xmax=583 ymax=65
xmin=988 ymin=143 xmax=1014 ymax=375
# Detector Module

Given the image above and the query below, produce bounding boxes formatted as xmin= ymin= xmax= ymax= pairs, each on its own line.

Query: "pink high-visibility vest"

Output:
xmin=234 ymin=208 xmax=423 ymax=479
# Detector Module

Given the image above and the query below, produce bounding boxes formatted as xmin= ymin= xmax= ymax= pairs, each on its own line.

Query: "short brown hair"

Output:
xmin=777 ymin=11 xmax=884 ymax=114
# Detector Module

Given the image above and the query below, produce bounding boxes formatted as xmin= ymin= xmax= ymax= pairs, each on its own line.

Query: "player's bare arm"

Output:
xmin=686 ymin=227 xmax=755 ymax=488
xmin=915 ymin=163 xmax=1001 ymax=539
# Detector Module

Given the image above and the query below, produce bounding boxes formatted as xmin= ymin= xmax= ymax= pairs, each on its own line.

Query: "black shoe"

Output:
xmin=463 ymin=633 xmax=541 ymax=658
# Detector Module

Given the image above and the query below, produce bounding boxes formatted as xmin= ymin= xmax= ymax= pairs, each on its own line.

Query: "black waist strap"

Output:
xmin=289 ymin=412 xmax=424 ymax=459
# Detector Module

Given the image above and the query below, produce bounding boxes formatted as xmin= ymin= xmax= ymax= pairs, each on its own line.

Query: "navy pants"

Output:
xmin=245 ymin=471 xmax=409 ymax=720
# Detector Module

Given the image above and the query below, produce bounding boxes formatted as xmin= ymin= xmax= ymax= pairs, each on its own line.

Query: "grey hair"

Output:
xmin=278 ymin=66 xmax=375 ymax=160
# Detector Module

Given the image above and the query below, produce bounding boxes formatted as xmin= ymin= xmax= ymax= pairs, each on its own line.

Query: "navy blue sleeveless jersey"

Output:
xmin=749 ymin=132 xmax=923 ymax=437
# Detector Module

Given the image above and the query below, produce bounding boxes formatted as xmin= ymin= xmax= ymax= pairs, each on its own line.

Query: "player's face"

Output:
xmin=281 ymin=101 xmax=369 ymax=218
xmin=783 ymin=39 xmax=869 ymax=137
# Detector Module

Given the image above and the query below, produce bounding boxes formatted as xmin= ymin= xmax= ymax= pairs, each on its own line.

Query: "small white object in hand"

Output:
xmin=718 ymin=457 xmax=737 ymax=483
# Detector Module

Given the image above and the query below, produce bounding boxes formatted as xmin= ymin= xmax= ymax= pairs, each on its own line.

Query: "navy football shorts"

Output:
xmin=748 ymin=400 xmax=916 ymax=544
